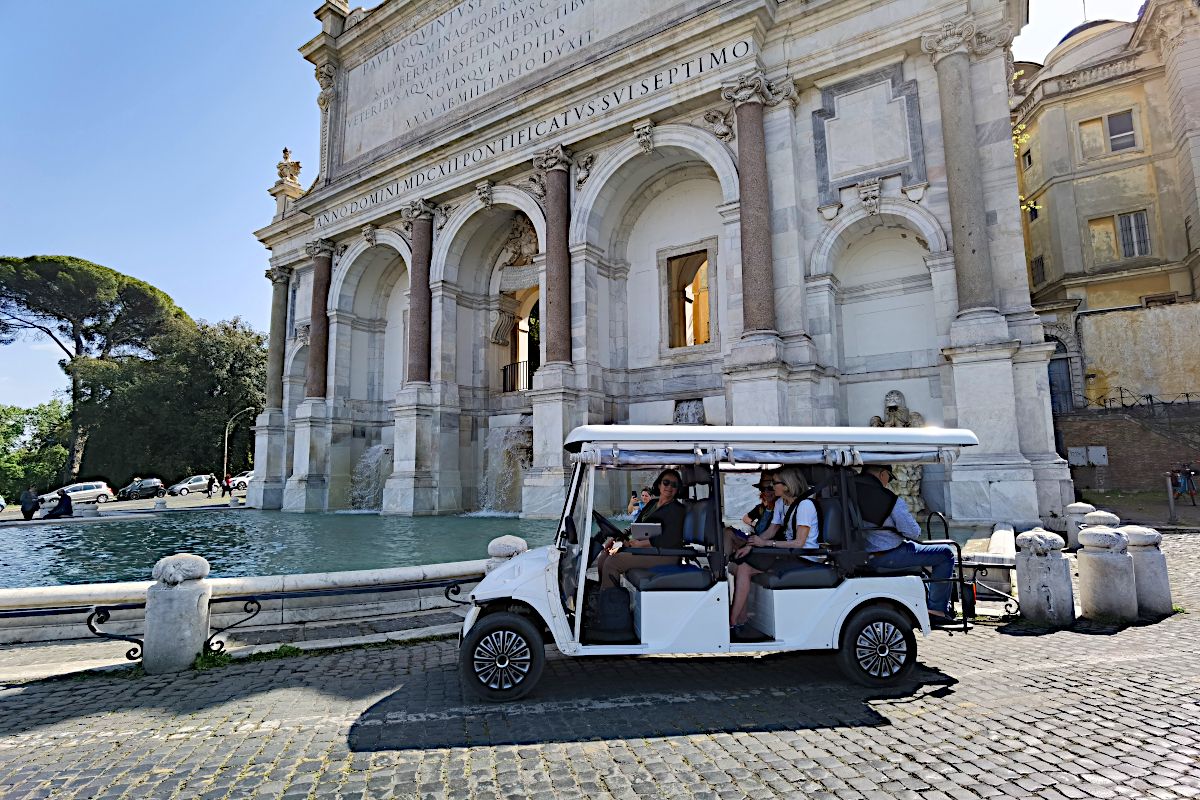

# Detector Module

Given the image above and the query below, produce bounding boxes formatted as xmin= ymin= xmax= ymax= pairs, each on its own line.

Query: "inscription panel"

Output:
xmin=339 ymin=0 xmax=685 ymax=164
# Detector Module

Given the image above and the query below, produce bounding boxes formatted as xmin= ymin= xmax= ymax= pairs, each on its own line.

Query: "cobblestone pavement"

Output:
xmin=1 ymin=536 xmax=1198 ymax=800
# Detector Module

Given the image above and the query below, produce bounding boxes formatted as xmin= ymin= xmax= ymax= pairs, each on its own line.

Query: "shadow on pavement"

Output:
xmin=347 ymin=651 xmax=956 ymax=751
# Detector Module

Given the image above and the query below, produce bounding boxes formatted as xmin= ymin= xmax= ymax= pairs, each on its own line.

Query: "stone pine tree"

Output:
xmin=0 ymin=256 xmax=189 ymax=481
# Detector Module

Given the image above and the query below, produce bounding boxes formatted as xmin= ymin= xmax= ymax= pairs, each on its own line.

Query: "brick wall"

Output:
xmin=1056 ymin=409 xmax=1200 ymax=491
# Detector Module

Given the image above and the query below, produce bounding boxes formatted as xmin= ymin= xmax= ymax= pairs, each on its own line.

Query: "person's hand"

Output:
xmin=734 ymin=544 xmax=751 ymax=558
xmin=747 ymin=535 xmax=768 ymax=547
xmin=628 ymin=538 xmax=650 ymax=548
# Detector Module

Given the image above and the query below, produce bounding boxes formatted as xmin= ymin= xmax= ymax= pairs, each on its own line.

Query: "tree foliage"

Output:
xmin=0 ymin=256 xmax=190 ymax=480
xmin=77 ymin=318 xmax=267 ymax=486
xmin=0 ymin=400 xmax=71 ymax=500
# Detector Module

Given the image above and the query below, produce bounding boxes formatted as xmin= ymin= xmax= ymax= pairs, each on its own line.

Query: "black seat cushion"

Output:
xmin=752 ymin=563 xmax=842 ymax=589
xmin=625 ymin=565 xmax=715 ymax=591
xmin=858 ymin=563 xmax=927 ymax=577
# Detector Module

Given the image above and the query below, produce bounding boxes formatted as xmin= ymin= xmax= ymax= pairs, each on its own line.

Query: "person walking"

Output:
xmin=220 ymin=475 xmax=232 ymax=497
xmin=19 ymin=485 xmax=39 ymax=521
xmin=206 ymin=474 xmax=217 ymax=498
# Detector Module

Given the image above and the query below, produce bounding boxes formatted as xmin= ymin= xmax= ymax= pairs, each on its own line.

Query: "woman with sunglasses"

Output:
xmin=728 ymin=466 xmax=820 ymax=634
xmin=595 ymin=468 xmax=688 ymax=588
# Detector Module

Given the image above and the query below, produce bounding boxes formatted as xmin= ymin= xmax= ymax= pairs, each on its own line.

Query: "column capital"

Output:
xmin=265 ymin=265 xmax=293 ymax=284
xmin=532 ymin=143 xmax=573 ymax=173
xmin=720 ymin=70 xmax=797 ymax=109
xmin=305 ymin=239 xmax=335 ymax=258
xmin=401 ymin=199 xmax=437 ymax=221
xmin=920 ymin=17 xmax=1014 ymax=64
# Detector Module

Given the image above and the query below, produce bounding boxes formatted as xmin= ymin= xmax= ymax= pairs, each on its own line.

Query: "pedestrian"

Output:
xmin=206 ymin=474 xmax=216 ymax=498
xmin=19 ymin=485 xmax=39 ymax=521
xmin=221 ymin=475 xmax=232 ymax=497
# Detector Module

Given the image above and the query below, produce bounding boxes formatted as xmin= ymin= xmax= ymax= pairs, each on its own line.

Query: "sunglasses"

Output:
xmin=772 ymin=480 xmax=786 ymax=486
xmin=659 ymin=479 xmax=679 ymax=488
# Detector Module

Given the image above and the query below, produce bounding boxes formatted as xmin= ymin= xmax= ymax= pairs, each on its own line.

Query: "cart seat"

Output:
xmin=858 ymin=564 xmax=927 ymax=577
xmin=752 ymin=562 xmax=842 ymax=589
xmin=625 ymin=564 xmax=715 ymax=591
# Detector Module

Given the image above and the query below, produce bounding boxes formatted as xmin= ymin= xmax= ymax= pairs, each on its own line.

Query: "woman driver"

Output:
xmin=595 ymin=468 xmax=687 ymax=588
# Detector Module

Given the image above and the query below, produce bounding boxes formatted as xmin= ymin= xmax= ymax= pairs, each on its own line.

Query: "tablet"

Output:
xmin=630 ymin=523 xmax=661 ymax=541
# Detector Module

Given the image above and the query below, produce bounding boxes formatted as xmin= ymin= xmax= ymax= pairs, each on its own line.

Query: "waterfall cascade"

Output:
xmin=673 ymin=399 xmax=707 ymax=425
xmin=478 ymin=421 xmax=533 ymax=515
xmin=349 ymin=444 xmax=392 ymax=511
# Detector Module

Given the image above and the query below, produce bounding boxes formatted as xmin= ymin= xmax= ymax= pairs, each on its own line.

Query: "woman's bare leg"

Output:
xmin=729 ymin=563 xmax=761 ymax=626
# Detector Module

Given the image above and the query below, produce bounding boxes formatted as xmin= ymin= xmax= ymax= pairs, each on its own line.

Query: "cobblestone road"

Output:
xmin=1 ymin=536 xmax=1198 ymax=800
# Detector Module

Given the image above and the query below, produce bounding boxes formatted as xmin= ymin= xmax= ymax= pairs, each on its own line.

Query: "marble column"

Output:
xmin=304 ymin=239 xmax=335 ymax=398
xmin=721 ymin=71 xmax=794 ymax=337
xmin=535 ymin=144 xmax=573 ymax=364
xmin=404 ymin=200 xmax=435 ymax=384
xmin=248 ymin=265 xmax=293 ymax=510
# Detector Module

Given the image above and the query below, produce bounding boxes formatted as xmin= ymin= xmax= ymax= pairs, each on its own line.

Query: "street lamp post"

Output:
xmin=223 ymin=406 xmax=256 ymax=483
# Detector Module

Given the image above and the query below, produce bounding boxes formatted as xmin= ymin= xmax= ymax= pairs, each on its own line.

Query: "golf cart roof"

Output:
xmin=564 ymin=425 xmax=977 ymax=467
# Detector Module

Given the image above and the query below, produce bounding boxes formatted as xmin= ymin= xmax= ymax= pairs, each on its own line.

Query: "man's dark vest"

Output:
xmin=853 ymin=474 xmax=899 ymax=526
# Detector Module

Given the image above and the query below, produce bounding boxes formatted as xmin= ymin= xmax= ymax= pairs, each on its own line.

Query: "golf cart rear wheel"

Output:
xmin=460 ymin=612 xmax=544 ymax=702
xmin=838 ymin=606 xmax=916 ymax=687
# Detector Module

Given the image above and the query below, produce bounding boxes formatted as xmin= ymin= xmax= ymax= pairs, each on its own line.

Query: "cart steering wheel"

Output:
xmin=592 ymin=510 xmax=626 ymax=540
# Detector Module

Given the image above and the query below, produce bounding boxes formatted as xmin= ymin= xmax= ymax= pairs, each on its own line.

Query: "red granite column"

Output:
xmin=264 ymin=265 xmax=292 ymax=409
xmin=405 ymin=200 xmax=435 ymax=384
xmin=534 ymin=145 xmax=573 ymax=364
xmin=303 ymin=240 xmax=334 ymax=398
xmin=722 ymin=72 xmax=794 ymax=337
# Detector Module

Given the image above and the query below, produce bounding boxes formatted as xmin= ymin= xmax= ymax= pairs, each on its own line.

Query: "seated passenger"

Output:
xmin=595 ymin=469 xmax=687 ymax=588
xmin=858 ymin=464 xmax=957 ymax=624
xmin=43 ymin=489 xmax=73 ymax=520
xmin=723 ymin=472 xmax=777 ymax=556
xmin=728 ymin=466 xmax=820 ymax=632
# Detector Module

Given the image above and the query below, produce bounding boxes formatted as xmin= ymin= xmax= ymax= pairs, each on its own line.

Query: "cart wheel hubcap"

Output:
xmin=854 ymin=620 xmax=908 ymax=678
xmin=473 ymin=629 xmax=532 ymax=691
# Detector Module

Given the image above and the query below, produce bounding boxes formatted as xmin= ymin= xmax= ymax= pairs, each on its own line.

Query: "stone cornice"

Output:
xmin=1014 ymin=52 xmax=1148 ymax=121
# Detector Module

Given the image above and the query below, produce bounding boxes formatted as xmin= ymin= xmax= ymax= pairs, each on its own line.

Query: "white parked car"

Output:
xmin=458 ymin=424 xmax=978 ymax=701
xmin=168 ymin=474 xmax=215 ymax=496
xmin=38 ymin=482 xmax=114 ymax=506
xmin=231 ymin=470 xmax=253 ymax=490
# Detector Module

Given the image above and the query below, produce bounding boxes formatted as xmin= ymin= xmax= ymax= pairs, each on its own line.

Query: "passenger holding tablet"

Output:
xmin=596 ymin=469 xmax=688 ymax=588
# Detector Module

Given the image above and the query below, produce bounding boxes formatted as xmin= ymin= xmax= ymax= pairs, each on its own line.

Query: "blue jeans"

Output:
xmin=870 ymin=541 xmax=956 ymax=614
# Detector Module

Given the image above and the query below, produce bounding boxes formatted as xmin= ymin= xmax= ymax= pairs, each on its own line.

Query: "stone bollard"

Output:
xmin=77 ymin=504 xmax=100 ymax=518
xmin=1077 ymin=527 xmax=1139 ymax=624
xmin=485 ymin=535 xmax=529 ymax=574
xmin=1119 ymin=525 xmax=1174 ymax=618
xmin=153 ymin=498 xmax=168 ymax=511
xmin=1015 ymin=528 xmax=1075 ymax=627
xmin=228 ymin=495 xmax=240 ymax=508
xmin=1082 ymin=509 xmax=1120 ymax=531
xmin=1063 ymin=502 xmax=1096 ymax=549
xmin=143 ymin=554 xmax=212 ymax=674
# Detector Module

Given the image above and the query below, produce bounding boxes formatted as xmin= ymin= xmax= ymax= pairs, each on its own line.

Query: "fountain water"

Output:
xmin=477 ymin=421 xmax=533 ymax=515
xmin=349 ymin=444 xmax=392 ymax=511
xmin=674 ymin=399 xmax=707 ymax=425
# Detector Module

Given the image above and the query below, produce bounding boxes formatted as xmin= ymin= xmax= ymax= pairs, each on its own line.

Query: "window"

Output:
xmin=1022 ymin=150 xmax=1033 ymax=170
xmin=1028 ymin=205 xmax=1039 ymax=222
xmin=1143 ymin=293 xmax=1177 ymax=308
xmin=1118 ymin=210 xmax=1151 ymax=258
xmin=1107 ymin=110 xmax=1136 ymax=151
xmin=1031 ymin=256 xmax=1046 ymax=285
xmin=667 ymin=250 xmax=711 ymax=348
xmin=1186 ymin=217 xmax=1194 ymax=254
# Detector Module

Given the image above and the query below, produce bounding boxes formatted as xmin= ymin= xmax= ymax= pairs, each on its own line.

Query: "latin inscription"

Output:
xmin=315 ymin=40 xmax=753 ymax=230
xmin=339 ymin=0 xmax=689 ymax=163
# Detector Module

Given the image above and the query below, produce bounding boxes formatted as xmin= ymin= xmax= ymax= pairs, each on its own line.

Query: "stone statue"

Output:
xmin=869 ymin=390 xmax=927 ymax=514
xmin=494 ymin=214 xmax=537 ymax=269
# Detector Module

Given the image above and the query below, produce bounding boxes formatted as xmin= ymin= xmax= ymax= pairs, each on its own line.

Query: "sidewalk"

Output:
xmin=1082 ymin=489 xmax=1200 ymax=529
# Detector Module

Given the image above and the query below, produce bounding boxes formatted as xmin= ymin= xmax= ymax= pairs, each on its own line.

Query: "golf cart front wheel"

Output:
xmin=838 ymin=605 xmax=917 ymax=687
xmin=460 ymin=611 xmax=544 ymax=702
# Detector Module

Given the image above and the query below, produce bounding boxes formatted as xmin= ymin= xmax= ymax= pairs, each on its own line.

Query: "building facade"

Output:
xmin=1014 ymin=0 xmax=1200 ymax=412
xmin=248 ymin=0 xmax=1072 ymax=529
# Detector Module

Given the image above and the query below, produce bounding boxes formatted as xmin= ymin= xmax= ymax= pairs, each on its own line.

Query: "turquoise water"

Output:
xmin=0 ymin=511 xmax=558 ymax=589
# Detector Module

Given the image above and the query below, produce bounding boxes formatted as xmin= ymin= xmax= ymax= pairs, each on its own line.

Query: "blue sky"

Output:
xmin=0 ymin=0 xmax=1145 ymax=408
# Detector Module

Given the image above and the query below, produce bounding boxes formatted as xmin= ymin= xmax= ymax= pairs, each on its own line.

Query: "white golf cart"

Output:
xmin=459 ymin=424 xmax=977 ymax=701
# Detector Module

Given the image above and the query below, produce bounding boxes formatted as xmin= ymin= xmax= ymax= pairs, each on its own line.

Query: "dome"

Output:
xmin=1058 ymin=19 xmax=1120 ymax=46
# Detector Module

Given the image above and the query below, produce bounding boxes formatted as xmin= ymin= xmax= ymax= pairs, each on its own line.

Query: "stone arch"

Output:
xmin=808 ymin=198 xmax=949 ymax=277
xmin=571 ymin=123 xmax=739 ymax=247
xmin=1044 ymin=321 xmax=1085 ymax=411
xmin=329 ymin=228 xmax=412 ymax=314
xmin=433 ymin=185 xmax=547 ymax=286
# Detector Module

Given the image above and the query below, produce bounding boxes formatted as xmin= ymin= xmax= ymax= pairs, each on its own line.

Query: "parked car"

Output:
xmin=116 ymin=478 xmax=167 ymax=501
xmin=167 ymin=475 xmax=215 ymax=496
xmin=231 ymin=471 xmax=253 ymax=490
xmin=38 ymin=482 xmax=114 ymax=506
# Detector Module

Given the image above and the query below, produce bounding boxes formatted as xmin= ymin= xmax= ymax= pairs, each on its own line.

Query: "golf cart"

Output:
xmin=459 ymin=424 xmax=978 ymax=701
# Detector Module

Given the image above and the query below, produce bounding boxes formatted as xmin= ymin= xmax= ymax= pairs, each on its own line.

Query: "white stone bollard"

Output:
xmin=228 ymin=495 xmax=240 ymax=508
xmin=143 ymin=554 xmax=212 ymax=674
xmin=77 ymin=504 xmax=100 ymax=518
xmin=1063 ymin=502 xmax=1096 ymax=549
xmin=485 ymin=535 xmax=529 ymax=574
xmin=1119 ymin=525 xmax=1174 ymax=618
xmin=1015 ymin=528 xmax=1074 ymax=627
xmin=1077 ymin=527 xmax=1139 ymax=624
xmin=153 ymin=498 xmax=168 ymax=511
xmin=1082 ymin=509 xmax=1120 ymax=531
